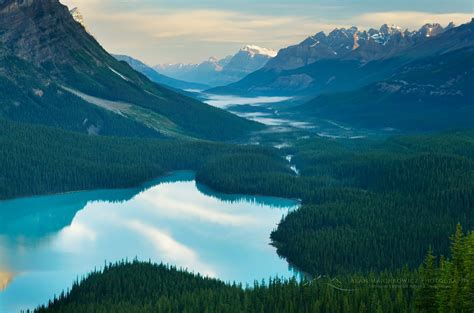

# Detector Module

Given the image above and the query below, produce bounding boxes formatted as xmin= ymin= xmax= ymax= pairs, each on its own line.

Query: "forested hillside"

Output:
xmin=0 ymin=119 xmax=277 ymax=200
xmin=0 ymin=0 xmax=261 ymax=141
xmin=197 ymin=132 xmax=474 ymax=274
xmin=33 ymin=228 xmax=474 ymax=313
xmin=297 ymin=46 xmax=474 ymax=131
xmin=2 ymin=118 xmax=473 ymax=311
xmin=3 ymin=118 xmax=473 ymax=278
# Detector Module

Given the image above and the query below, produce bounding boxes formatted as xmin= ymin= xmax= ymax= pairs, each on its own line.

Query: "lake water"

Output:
xmin=200 ymin=93 xmax=380 ymax=141
xmin=0 ymin=172 xmax=299 ymax=313
xmin=201 ymin=94 xmax=292 ymax=109
xmin=200 ymin=93 xmax=368 ymax=135
xmin=200 ymin=93 xmax=316 ymax=129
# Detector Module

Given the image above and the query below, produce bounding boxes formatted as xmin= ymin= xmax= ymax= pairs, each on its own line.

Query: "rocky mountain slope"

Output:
xmin=156 ymin=45 xmax=276 ymax=87
xmin=265 ymin=23 xmax=453 ymax=71
xmin=210 ymin=21 xmax=469 ymax=96
xmin=294 ymin=21 xmax=474 ymax=131
xmin=69 ymin=7 xmax=85 ymax=27
xmin=0 ymin=0 xmax=261 ymax=140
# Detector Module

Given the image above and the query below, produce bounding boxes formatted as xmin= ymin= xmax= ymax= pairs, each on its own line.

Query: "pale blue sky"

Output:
xmin=61 ymin=0 xmax=473 ymax=65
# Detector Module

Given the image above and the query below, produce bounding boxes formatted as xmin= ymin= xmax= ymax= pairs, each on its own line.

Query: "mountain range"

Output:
xmin=207 ymin=20 xmax=473 ymax=131
xmin=296 ymin=47 xmax=473 ymax=131
xmin=0 ymin=0 xmax=471 ymax=136
xmin=209 ymin=22 xmax=468 ymax=96
xmin=293 ymin=20 xmax=474 ymax=131
xmin=0 ymin=0 xmax=261 ymax=140
xmin=156 ymin=45 xmax=277 ymax=87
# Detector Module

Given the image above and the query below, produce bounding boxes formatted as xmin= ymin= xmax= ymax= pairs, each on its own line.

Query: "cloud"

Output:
xmin=53 ymin=221 xmax=97 ymax=252
xmin=61 ymin=0 xmax=339 ymax=63
xmin=126 ymin=220 xmax=217 ymax=277
xmin=137 ymin=188 xmax=259 ymax=226
xmin=83 ymin=7 xmax=335 ymax=44
xmin=60 ymin=1 xmax=473 ymax=64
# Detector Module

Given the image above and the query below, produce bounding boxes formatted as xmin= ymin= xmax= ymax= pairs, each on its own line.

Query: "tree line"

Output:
xmin=0 ymin=119 xmax=274 ymax=200
xmin=196 ymin=132 xmax=474 ymax=274
xmin=32 ymin=227 xmax=474 ymax=313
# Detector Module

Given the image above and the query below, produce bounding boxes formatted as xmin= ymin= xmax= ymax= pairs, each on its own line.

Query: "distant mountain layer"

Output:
xmin=156 ymin=45 xmax=277 ymax=87
xmin=295 ymin=46 xmax=474 ymax=131
xmin=113 ymin=54 xmax=209 ymax=91
xmin=265 ymin=23 xmax=453 ymax=70
xmin=0 ymin=0 xmax=262 ymax=141
xmin=210 ymin=21 xmax=470 ymax=96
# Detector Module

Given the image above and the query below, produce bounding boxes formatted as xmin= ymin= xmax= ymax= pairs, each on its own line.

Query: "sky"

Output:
xmin=60 ymin=0 xmax=473 ymax=65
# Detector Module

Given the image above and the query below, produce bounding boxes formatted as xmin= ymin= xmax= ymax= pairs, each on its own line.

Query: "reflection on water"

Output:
xmin=0 ymin=272 xmax=13 ymax=291
xmin=0 ymin=172 xmax=299 ymax=312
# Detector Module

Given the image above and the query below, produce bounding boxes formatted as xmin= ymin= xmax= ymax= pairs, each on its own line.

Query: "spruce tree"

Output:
xmin=416 ymin=247 xmax=438 ymax=313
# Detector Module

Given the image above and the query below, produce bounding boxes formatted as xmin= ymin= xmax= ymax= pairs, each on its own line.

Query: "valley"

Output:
xmin=197 ymin=92 xmax=385 ymax=146
xmin=1 ymin=119 xmax=472 ymax=312
xmin=0 ymin=0 xmax=473 ymax=312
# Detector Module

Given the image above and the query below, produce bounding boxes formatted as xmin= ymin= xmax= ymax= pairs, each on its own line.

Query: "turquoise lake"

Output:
xmin=0 ymin=172 xmax=299 ymax=312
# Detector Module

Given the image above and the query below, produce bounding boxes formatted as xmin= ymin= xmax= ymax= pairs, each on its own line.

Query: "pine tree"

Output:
xmin=448 ymin=224 xmax=464 ymax=312
xmin=416 ymin=247 xmax=438 ymax=313
xmin=461 ymin=232 xmax=474 ymax=312
xmin=436 ymin=255 xmax=450 ymax=313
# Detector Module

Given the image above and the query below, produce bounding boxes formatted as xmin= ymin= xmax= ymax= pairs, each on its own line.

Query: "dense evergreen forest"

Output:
xmin=33 ymin=228 xmax=474 ymax=313
xmin=2 ymin=119 xmax=473 ymax=311
xmin=0 ymin=119 xmax=277 ymax=200
xmin=197 ymin=132 xmax=474 ymax=274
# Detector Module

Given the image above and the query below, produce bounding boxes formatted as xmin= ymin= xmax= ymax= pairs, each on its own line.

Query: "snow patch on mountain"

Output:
xmin=108 ymin=66 xmax=130 ymax=81
xmin=155 ymin=44 xmax=276 ymax=86
xmin=241 ymin=45 xmax=278 ymax=58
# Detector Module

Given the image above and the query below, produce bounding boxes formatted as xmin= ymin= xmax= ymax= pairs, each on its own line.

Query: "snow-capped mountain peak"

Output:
xmin=241 ymin=45 xmax=278 ymax=58
xmin=265 ymin=22 xmax=457 ymax=71
xmin=380 ymin=24 xmax=403 ymax=35
xmin=156 ymin=45 xmax=275 ymax=86
xmin=418 ymin=23 xmax=445 ymax=37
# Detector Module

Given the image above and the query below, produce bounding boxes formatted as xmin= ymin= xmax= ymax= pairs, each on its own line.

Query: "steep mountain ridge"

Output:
xmin=210 ymin=20 xmax=473 ymax=96
xmin=266 ymin=22 xmax=453 ymax=71
xmin=295 ymin=44 xmax=474 ymax=131
xmin=69 ymin=7 xmax=84 ymax=27
xmin=0 ymin=0 xmax=261 ymax=140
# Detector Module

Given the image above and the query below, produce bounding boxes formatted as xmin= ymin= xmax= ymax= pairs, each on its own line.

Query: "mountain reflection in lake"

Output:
xmin=0 ymin=172 xmax=299 ymax=312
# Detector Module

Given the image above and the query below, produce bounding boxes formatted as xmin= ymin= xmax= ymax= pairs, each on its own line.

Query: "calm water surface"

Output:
xmin=201 ymin=94 xmax=292 ymax=109
xmin=201 ymin=93 xmax=381 ymax=140
xmin=0 ymin=172 xmax=299 ymax=312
